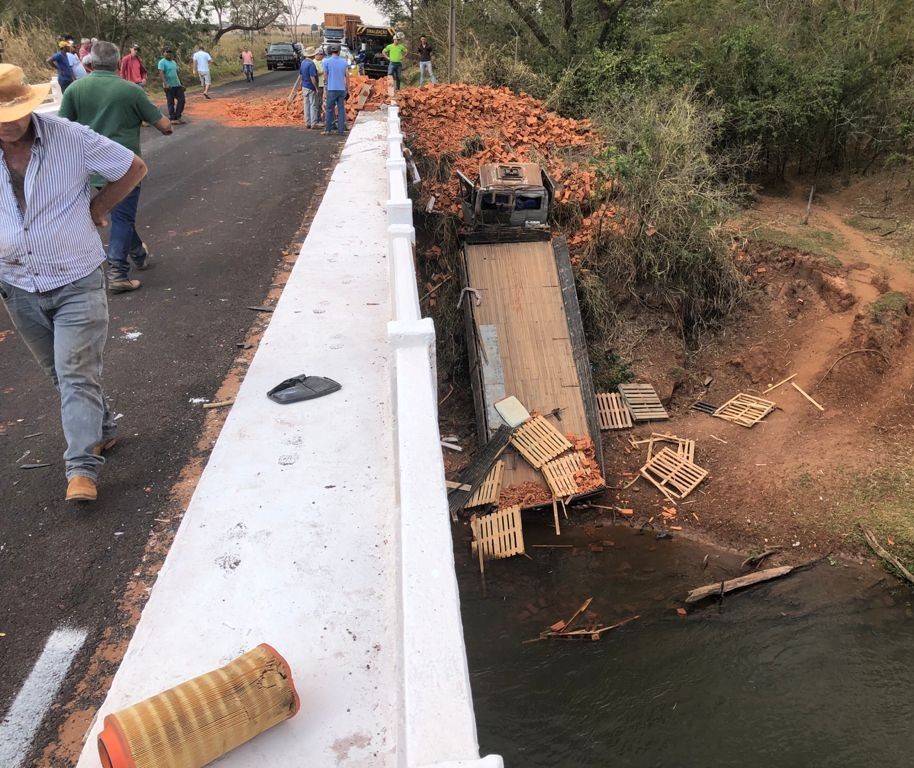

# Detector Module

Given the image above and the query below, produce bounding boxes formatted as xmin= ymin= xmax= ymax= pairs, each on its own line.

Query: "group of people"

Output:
xmin=379 ymin=33 xmax=438 ymax=90
xmin=298 ymin=45 xmax=350 ymax=134
xmin=1 ymin=41 xmax=175 ymax=502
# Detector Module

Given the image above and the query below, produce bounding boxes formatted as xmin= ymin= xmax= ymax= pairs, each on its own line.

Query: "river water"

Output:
xmin=456 ymin=518 xmax=914 ymax=767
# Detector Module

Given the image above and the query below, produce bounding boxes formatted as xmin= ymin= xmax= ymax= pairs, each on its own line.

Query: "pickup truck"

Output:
xmin=265 ymin=42 xmax=301 ymax=71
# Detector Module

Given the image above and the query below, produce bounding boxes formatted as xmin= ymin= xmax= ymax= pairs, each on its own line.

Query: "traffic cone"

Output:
xmin=97 ymin=643 xmax=299 ymax=768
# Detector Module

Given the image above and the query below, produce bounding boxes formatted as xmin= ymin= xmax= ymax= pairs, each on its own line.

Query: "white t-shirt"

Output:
xmin=192 ymin=50 xmax=212 ymax=73
xmin=67 ymin=52 xmax=88 ymax=79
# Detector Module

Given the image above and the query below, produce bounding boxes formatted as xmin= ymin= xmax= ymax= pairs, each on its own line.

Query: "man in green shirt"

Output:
xmin=60 ymin=41 xmax=173 ymax=292
xmin=157 ymin=47 xmax=185 ymax=124
xmin=381 ymin=33 xmax=408 ymax=90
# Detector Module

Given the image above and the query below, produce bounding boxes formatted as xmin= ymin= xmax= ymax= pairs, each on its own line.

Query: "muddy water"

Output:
xmin=455 ymin=519 xmax=914 ymax=767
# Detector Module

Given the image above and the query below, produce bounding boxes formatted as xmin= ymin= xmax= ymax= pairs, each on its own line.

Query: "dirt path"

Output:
xmin=595 ymin=175 xmax=914 ymax=564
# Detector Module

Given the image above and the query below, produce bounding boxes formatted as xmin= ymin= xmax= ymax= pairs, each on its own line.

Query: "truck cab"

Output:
xmin=457 ymin=163 xmax=555 ymax=230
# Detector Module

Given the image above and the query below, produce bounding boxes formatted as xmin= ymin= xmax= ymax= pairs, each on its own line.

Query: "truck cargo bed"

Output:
xmin=460 ymin=236 xmax=604 ymax=500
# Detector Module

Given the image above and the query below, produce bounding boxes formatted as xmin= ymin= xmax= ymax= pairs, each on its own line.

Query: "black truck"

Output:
xmin=356 ymin=26 xmax=395 ymax=79
xmin=265 ymin=42 xmax=301 ymax=70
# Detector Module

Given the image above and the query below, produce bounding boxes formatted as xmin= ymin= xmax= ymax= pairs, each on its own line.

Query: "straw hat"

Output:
xmin=302 ymin=46 xmax=317 ymax=58
xmin=0 ymin=64 xmax=51 ymax=123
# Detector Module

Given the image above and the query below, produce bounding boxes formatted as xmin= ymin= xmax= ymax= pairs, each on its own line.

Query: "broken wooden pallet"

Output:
xmin=466 ymin=460 xmax=505 ymax=508
xmin=640 ymin=446 xmax=708 ymax=500
xmin=510 ymin=415 xmax=572 ymax=469
xmin=596 ymin=392 xmax=633 ymax=430
xmin=470 ymin=504 xmax=525 ymax=574
xmin=714 ymin=393 xmax=776 ymax=428
xmin=542 ymin=453 xmax=584 ymax=498
xmin=645 ymin=433 xmax=695 ymax=463
xmin=618 ymin=383 xmax=668 ymax=422
xmin=448 ymin=425 xmax=513 ymax=517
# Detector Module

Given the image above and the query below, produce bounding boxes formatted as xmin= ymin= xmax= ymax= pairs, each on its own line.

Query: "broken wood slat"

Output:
xmin=445 ymin=480 xmax=472 ymax=492
xmin=791 ymin=381 xmax=824 ymax=411
xmin=541 ymin=453 xmax=583 ymax=498
xmin=355 ymin=82 xmax=373 ymax=109
xmin=596 ymin=392 xmax=633 ymax=430
xmin=861 ymin=527 xmax=914 ymax=585
xmin=640 ymin=447 xmax=708 ymax=500
xmin=466 ymin=460 xmax=505 ymax=508
xmin=448 ymin=425 xmax=513 ymax=517
xmin=685 ymin=565 xmax=794 ymax=603
xmin=645 ymin=433 xmax=695 ymax=463
xmin=510 ymin=415 xmax=572 ymax=469
xmin=618 ymin=383 xmax=668 ymax=421
xmin=713 ymin=393 xmax=776 ymax=428
xmin=762 ymin=373 xmax=797 ymax=394
xmin=470 ymin=505 xmax=525 ymax=574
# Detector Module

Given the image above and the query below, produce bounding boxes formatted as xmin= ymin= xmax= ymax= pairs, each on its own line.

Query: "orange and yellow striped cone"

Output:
xmin=97 ymin=643 xmax=299 ymax=768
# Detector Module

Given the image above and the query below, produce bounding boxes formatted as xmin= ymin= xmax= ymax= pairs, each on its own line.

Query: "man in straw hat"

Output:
xmin=299 ymin=46 xmax=319 ymax=129
xmin=0 ymin=63 xmax=147 ymax=502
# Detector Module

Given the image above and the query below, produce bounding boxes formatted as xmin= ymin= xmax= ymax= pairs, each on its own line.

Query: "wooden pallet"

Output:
xmin=448 ymin=425 xmax=513 ymax=518
xmin=542 ymin=453 xmax=584 ymax=498
xmin=642 ymin=433 xmax=695 ymax=463
xmin=640 ymin=446 xmax=708 ymax=500
xmin=510 ymin=415 xmax=572 ymax=469
xmin=714 ymin=393 xmax=776 ymax=428
xmin=618 ymin=383 xmax=668 ymax=422
xmin=470 ymin=504 xmax=525 ymax=574
xmin=466 ymin=461 xmax=505 ymax=508
xmin=596 ymin=392 xmax=633 ymax=430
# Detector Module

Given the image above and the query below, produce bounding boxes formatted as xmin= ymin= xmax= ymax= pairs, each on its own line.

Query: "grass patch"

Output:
xmin=869 ymin=291 xmax=909 ymax=319
xmin=830 ymin=463 xmax=914 ymax=565
xmin=751 ymin=225 xmax=845 ymax=260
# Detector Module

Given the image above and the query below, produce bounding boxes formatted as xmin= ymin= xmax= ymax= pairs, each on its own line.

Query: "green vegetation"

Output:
xmin=868 ymin=291 xmax=909 ymax=319
xmin=751 ymin=225 xmax=845 ymax=261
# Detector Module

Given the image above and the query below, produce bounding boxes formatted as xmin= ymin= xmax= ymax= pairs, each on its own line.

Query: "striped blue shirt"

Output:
xmin=0 ymin=113 xmax=135 ymax=292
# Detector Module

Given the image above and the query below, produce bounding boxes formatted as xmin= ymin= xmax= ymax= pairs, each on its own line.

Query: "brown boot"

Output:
xmin=66 ymin=475 xmax=98 ymax=502
xmin=93 ymin=438 xmax=117 ymax=456
xmin=109 ymin=278 xmax=141 ymax=293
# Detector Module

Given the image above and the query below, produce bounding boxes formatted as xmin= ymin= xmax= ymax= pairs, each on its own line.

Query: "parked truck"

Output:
xmin=324 ymin=13 xmax=362 ymax=49
xmin=355 ymin=25 xmax=395 ymax=79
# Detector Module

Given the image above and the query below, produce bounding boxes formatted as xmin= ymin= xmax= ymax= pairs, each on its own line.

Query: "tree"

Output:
xmin=283 ymin=0 xmax=315 ymax=39
xmin=206 ymin=0 xmax=288 ymax=44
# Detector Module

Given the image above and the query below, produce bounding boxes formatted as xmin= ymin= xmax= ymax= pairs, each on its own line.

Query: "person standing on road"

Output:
xmin=314 ymin=49 xmax=326 ymax=124
xmin=240 ymin=47 xmax=255 ymax=82
xmin=0 ymin=62 xmax=147 ymax=503
xmin=322 ymin=46 xmax=349 ymax=136
xmin=415 ymin=36 xmax=436 ymax=86
xmin=59 ymin=41 xmax=173 ymax=293
xmin=299 ymin=48 xmax=319 ymax=129
xmin=47 ymin=40 xmax=75 ymax=93
xmin=158 ymin=48 xmax=185 ymax=124
xmin=192 ymin=43 xmax=213 ymax=99
xmin=119 ymin=44 xmax=147 ymax=86
xmin=381 ymin=33 xmax=408 ymax=91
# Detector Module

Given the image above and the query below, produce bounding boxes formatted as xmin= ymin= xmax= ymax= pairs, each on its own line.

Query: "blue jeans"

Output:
xmin=388 ymin=61 xmax=402 ymax=89
xmin=325 ymin=90 xmax=347 ymax=133
xmin=107 ymin=184 xmax=144 ymax=279
xmin=0 ymin=267 xmax=116 ymax=480
xmin=418 ymin=61 xmax=436 ymax=86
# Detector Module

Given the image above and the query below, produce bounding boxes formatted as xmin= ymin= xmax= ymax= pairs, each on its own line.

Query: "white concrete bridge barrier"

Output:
xmin=74 ymin=109 xmax=502 ymax=767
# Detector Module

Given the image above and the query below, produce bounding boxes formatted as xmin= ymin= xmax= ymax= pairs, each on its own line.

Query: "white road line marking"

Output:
xmin=0 ymin=627 xmax=88 ymax=768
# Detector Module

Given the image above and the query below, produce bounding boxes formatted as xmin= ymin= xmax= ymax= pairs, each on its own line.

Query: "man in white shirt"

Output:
xmin=192 ymin=44 xmax=213 ymax=99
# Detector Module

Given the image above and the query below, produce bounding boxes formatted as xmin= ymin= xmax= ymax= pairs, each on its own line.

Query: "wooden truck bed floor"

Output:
xmin=461 ymin=237 xmax=604 ymax=495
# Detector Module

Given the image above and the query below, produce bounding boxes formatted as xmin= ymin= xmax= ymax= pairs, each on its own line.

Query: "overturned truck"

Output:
xmin=455 ymin=163 xmax=606 ymax=511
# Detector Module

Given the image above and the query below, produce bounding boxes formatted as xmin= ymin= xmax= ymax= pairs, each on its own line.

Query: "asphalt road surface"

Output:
xmin=0 ymin=70 xmax=338 ymax=762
